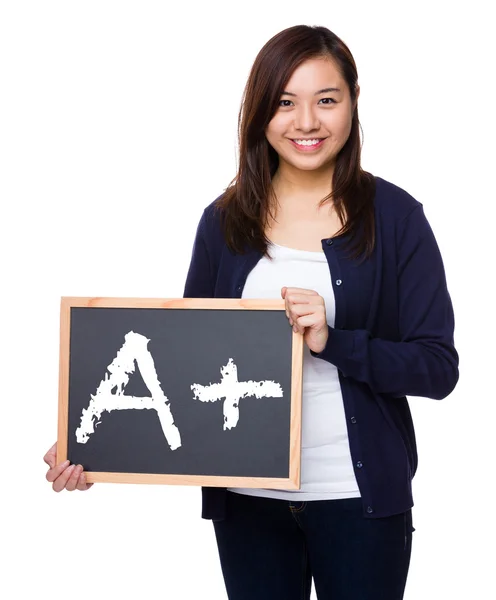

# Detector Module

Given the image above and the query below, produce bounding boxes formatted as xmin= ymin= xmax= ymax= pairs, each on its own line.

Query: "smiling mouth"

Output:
xmin=289 ymin=138 xmax=327 ymax=150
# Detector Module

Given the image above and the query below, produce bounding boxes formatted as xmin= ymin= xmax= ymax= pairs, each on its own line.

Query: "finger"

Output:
xmin=296 ymin=316 xmax=329 ymax=352
xmin=296 ymin=314 xmax=327 ymax=329
xmin=286 ymin=308 xmax=299 ymax=331
xmin=46 ymin=460 xmax=70 ymax=483
xmin=286 ymin=304 xmax=315 ymax=333
xmin=66 ymin=464 xmax=84 ymax=492
xmin=283 ymin=288 xmax=320 ymax=297
xmin=284 ymin=294 xmax=290 ymax=320
xmin=288 ymin=304 xmax=326 ymax=333
xmin=288 ymin=313 xmax=305 ymax=335
xmin=286 ymin=293 xmax=324 ymax=306
xmin=289 ymin=303 xmax=326 ymax=318
xmin=52 ymin=464 xmax=76 ymax=493
xmin=284 ymin=293 xmax=321 ymax=321
xmin=76 ymin=471 xmax=94 ymax=491
xmin=284 ymin=306 xmax=299 ymax=333
xmin=43 ymin=442 xmax=57 ymax=469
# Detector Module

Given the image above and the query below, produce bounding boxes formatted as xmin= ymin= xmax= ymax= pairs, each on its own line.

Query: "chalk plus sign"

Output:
xmin=191 ymin=358 xmax=284 ymax=430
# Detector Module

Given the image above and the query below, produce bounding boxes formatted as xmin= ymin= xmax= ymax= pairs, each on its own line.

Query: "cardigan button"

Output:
xmin=325 ymin=238 xmax=334 ymax=246
xmin=356 ymin=461 xmax=363 ymax=469
xmin=336 ymin=279 xmax=342 ymax=286
xmin=366 ymin=506 xmax=374 ymax=514
xmin=350 ymin=416 xmax=357 ymax=424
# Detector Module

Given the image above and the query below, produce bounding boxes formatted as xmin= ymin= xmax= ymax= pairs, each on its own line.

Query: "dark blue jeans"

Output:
xmin=213 ymin=492 xmax=414 ymax=600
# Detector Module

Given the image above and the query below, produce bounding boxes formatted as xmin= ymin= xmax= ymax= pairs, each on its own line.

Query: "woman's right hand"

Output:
xmin=44 ymin=442 xmax=93 ymax=492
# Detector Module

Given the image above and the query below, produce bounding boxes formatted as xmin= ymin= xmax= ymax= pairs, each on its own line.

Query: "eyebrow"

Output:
xmin=281 ymin=87 xmax=341 ymax=97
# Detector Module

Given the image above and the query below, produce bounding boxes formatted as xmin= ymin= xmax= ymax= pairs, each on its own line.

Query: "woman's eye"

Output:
xmin=278 ymin=98 xmax=336 ymax=107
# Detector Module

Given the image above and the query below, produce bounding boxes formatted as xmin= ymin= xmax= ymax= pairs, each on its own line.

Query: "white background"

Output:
xmin=1 ymin=1 xmax=494 ymax=598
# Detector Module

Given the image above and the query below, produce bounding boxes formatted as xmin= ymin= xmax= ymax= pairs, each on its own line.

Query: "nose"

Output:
xmin=294 ymin=103 xmax=320 ymax=132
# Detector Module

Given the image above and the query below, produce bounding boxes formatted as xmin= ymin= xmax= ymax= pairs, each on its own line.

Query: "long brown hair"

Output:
xmin=216 ymin=24 xmax=376 ymax=260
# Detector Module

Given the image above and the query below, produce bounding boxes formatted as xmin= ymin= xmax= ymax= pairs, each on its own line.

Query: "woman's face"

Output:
xmin=265 ymin=57 xmax=358 ymax=174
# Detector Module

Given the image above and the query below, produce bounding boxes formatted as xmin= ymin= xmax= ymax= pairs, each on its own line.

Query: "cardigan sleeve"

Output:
xmin=311 ymin=204 xmax=459 ymax=400
xmin=183 ymin=209 xmax=215 ymax=298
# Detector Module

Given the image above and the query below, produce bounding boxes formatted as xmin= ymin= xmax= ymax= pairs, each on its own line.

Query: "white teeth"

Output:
xmin=293 ymin=139 xmax=322 ymax=146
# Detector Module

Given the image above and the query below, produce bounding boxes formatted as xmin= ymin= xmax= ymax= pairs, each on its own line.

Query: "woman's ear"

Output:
xmin=354 ymin=84 xmax=360 ymax=111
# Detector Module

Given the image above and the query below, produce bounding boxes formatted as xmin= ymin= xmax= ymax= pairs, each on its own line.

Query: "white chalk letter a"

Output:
xmin=75 ymin=331 xmax=181 ymax=450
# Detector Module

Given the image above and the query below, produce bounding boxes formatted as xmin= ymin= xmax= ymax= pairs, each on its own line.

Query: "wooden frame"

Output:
xmin=57 ymin=297 xmax=303 ymax=488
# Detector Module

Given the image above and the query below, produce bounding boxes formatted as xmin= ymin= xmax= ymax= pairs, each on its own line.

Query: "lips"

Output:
xmin=289 ymin=138 xmax=326 ymax=151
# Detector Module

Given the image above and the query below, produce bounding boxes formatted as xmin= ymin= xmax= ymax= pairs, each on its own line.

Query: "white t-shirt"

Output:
xmin=228 ymin=242 xmax=360 ymax=500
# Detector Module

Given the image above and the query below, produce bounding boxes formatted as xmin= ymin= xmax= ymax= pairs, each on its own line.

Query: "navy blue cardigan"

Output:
xmin=183 ymin=175 xmax=459 ymax=520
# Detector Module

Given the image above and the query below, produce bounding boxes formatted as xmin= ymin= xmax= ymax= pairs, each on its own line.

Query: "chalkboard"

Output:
xmin=57 ymin=297 xmax=303 ymax=488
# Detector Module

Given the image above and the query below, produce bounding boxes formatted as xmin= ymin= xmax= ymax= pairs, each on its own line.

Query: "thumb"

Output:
xmin=281 ymin=287 xmax=287 ymax=299
xmin=43 ymin=442 xmax=57 ymax=469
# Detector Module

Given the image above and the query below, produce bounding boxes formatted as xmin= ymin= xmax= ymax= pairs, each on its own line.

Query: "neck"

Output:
xmin=271 ymin=161 xmax=334 ymax=204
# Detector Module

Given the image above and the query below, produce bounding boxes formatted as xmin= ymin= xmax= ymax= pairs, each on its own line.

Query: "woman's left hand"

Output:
xmin=281 ymin=287 xmax=329 ymax=354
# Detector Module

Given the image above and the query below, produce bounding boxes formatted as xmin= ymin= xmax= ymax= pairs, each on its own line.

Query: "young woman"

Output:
xmin=45 ymin=24 xmax=459 ymax=600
